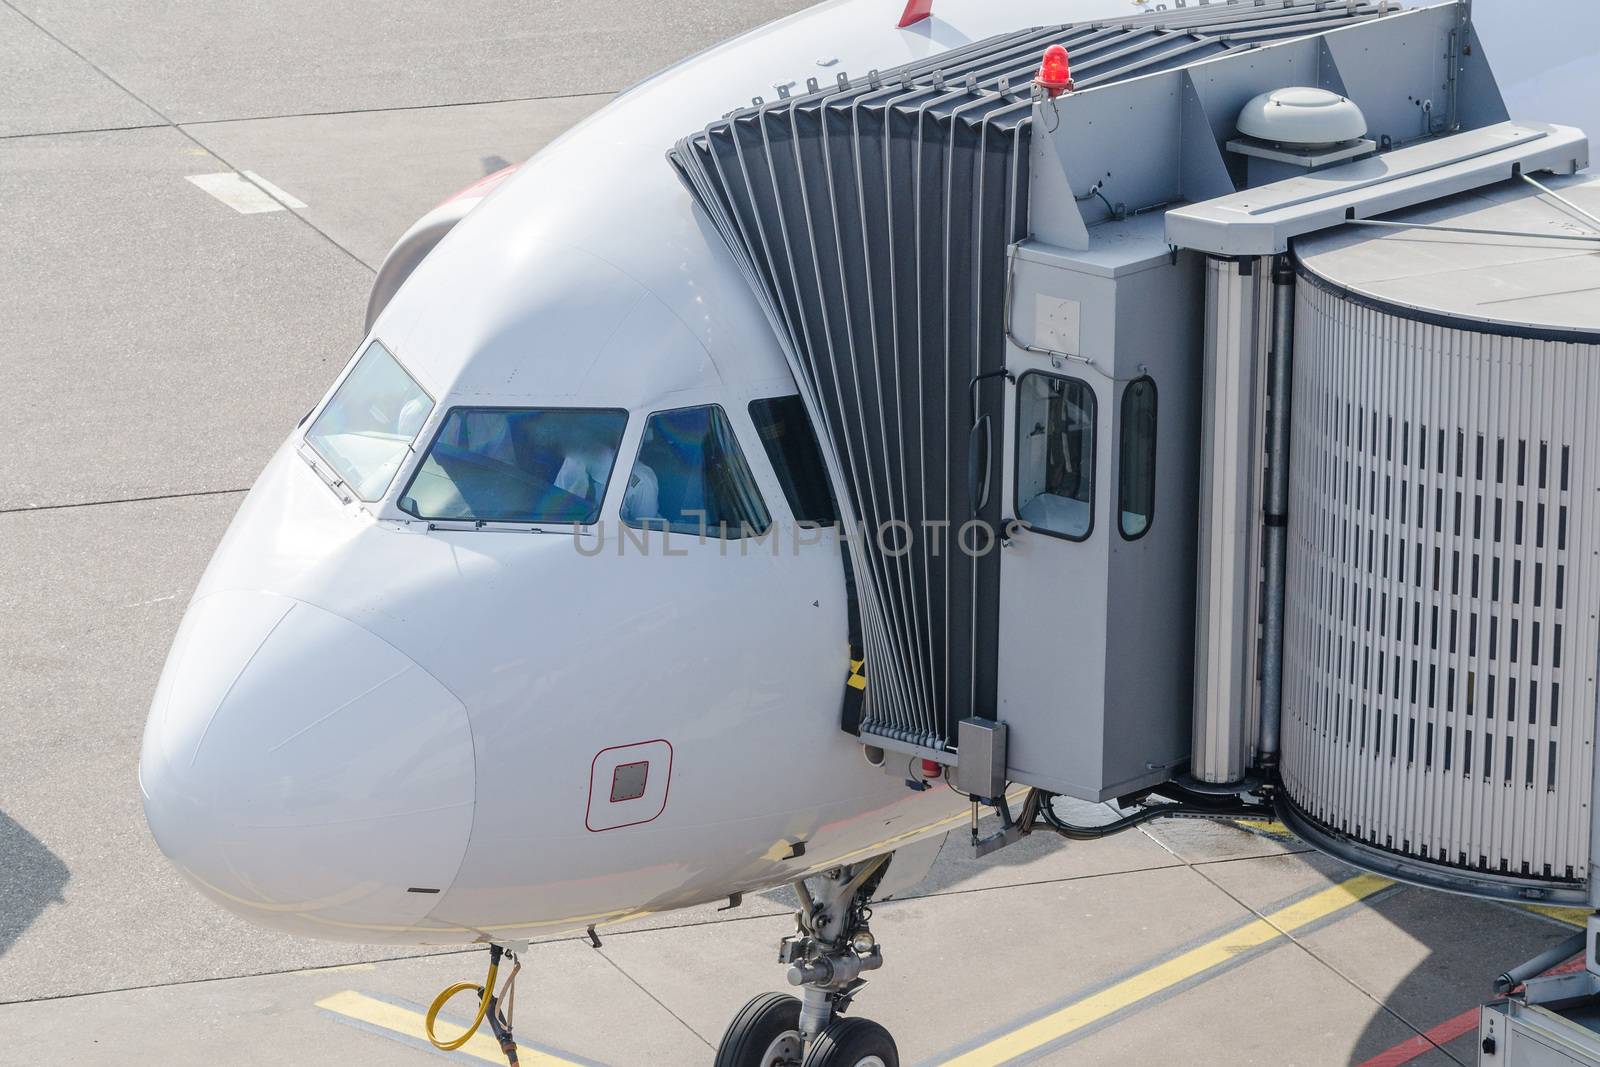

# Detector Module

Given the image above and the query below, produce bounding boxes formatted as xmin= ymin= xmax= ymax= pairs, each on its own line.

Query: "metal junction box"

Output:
xmin=1482 ymin=996 xmax=1600 ymax=1066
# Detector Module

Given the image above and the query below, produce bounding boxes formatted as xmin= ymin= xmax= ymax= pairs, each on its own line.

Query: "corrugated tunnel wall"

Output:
xmin=1281 ymin=269 xmax=1600 ymax=894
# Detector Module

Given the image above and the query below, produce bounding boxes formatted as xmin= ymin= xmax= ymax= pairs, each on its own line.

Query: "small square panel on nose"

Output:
xmin=586 ymin=740 xmax=672 ymax=832
xmin=609 ymin=760 xmax=649 ymax=803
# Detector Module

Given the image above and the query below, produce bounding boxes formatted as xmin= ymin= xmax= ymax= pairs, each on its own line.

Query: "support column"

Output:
xmin=1191 ymin=255 xmax=1268 ymax=784
xmin=1258 ymin=254 xmax=1296 ymax=766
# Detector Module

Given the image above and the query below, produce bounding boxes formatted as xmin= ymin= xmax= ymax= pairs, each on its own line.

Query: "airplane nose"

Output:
xmin=139 ymin=590 xmax=475 ymax=941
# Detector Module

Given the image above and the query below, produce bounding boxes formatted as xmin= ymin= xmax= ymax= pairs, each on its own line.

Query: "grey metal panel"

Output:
xmin=1178 ymin=71 xmax=1239 ymax=206
xmin=1481 ymin=998 xmax=1600 ymax=1067
xmin=1321 ymin=2 xmax=1458 ymax=145
xmin=997 ymin=224 xmax=1202 ymax=801
xmin=1100 ymin=251 xmax=1206 ymax=794
xmin=1293 ymin=173 xmax=1600 ymax=339
xmin=1192 ymin=256 xmax=1269 ymax=784
xmin=1455 ymin=24 xmax=1511 ymax=131
xmin=1279 ymin=266 xmax=1600 ymax=896
xmin=1165 ymin=122 xmax=1590 ymax=256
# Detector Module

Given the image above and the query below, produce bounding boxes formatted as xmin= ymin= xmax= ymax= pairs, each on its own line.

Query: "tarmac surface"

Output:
xmin=0 ymin=1 xmax=1587 ymax=1064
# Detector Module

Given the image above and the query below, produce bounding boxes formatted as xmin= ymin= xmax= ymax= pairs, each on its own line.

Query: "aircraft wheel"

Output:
xmin=715 ymin=992 xmax=804 ymax=1067
xmin=800 ymin=1017 xmax=899 ymax=1067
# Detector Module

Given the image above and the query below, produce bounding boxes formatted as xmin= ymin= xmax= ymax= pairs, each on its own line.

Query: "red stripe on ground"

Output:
xmin=1356 ymin=1010 xmax=1478 ymax=1067
xmin=1355 ymin=954 xmax=1586 ymax=1067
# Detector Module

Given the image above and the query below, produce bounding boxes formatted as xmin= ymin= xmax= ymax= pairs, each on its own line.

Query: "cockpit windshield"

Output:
xmin=398 ymin=407 xmax=629 ymax=525
xmin=304 ymin=341 xmax=434 ymax=501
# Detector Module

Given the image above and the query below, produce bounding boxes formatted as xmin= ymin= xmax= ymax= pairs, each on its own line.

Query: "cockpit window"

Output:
xmin=304 ymin=341 xmax=434 ymax=501
xmin=749 ymin=395 xmax=838 ymax=526
xmin=398 ymin=407 xmax=628 ymax=524
xmin=620 ymin=405 xmax=771 ymax=537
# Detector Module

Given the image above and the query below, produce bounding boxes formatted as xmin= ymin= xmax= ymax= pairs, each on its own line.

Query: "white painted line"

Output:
xmin=242 ymin=170 xmax=307 ymax=210
xmin=186 ymin=171 xmax=284 ymax=214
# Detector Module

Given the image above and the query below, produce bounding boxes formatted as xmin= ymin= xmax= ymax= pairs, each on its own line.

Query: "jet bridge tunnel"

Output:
xmin=670 ymin=0 xmax=1600 ymax=935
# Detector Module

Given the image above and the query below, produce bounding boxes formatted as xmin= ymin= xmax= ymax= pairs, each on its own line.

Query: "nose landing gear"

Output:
xmin=716 ymin=856 xmax=900 ymax=1067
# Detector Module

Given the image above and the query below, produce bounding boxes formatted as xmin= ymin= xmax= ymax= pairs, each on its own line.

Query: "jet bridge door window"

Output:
xmin=398 ymin=407 xmax=628 ymax=524
xmin=1015 ymin=372 xmax=1096 ymax=541
xmin=1118 ymin=377 xmax=1157 ymax=540
xmin=748 ymin=394 xmax=838 ymax=526
xmin=621 ymin=404 xmax=771 ymax=538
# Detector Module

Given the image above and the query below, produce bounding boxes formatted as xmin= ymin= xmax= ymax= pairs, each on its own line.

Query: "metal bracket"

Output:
xmin=953 ymin=718 xmax=1007 ymax=799
xmin=969 ymin=791 xmax=1035 ymax=858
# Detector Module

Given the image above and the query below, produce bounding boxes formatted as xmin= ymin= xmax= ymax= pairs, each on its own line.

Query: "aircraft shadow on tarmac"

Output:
xmin=0 ymin=811 xmax=69 ymax=959
xmin=1347 ymin=886 xmax=1577 ymax=1065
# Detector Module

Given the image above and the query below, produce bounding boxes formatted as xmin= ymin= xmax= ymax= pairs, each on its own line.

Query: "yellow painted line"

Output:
xmin=317 ymin=990 xmax=583 ymax=1066
xmin=940 ymin=873 xmax=1393 ymax=1067
xmin=1521 ymin=903 xmax=1589 ymax=928
xmin=1225 ymin=818 xmax=1296 ymax=841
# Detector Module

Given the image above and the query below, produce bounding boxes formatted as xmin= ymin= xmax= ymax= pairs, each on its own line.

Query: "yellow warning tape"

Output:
xmin=847 ymin=658 xmax=867 ymax=690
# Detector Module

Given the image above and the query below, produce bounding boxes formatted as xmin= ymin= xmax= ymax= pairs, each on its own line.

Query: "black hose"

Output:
xmin=1032 ymin=789 xmax=1261 ymax=840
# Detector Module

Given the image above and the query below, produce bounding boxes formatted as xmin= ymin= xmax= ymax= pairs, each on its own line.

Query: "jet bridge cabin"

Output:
xmin=673 ymin=0 xmax=1600 ymax=931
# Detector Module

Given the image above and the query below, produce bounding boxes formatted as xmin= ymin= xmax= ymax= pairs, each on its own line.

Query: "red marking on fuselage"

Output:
xmin=897 ymin=0 xmax=932 ymax=28
xmin=437 ymin=163 xmax=520 ymax=210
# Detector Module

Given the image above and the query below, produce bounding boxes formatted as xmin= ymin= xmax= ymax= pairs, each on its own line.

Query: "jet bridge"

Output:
xmin=675 ymin=3 xmax=1600 ymax=1032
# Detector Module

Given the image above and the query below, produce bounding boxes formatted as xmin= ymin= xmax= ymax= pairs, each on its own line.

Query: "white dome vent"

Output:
xmin=1236 ymin=87 xmax=1368 ymax=148
xmin=1226 ymin=87 xmax=1376 ymax=180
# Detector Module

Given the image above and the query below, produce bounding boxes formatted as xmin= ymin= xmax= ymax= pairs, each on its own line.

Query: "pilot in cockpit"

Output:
xmin=552 ymin=419 xmax=618 ymax=510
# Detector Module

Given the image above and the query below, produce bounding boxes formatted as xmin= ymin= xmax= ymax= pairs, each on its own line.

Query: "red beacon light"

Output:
xmin=1035 ymin=44 xmax=1073 ymax=97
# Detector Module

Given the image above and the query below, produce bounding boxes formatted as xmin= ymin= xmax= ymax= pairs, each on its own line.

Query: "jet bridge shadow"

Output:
xmin=0 ymin=811 xmax=70 ymax=960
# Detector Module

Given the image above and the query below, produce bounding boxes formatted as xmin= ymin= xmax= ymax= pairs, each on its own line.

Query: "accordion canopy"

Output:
xmin=669 ymin=0 xmax=1392 ymax=752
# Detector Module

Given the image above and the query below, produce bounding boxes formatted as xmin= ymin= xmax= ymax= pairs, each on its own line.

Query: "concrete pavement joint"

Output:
xmin=0 ymin=946 xmax=474 ymax=1008
xmin=927 ymin=873 xmax=1394 ymax=1066
xmin=1137 ymin=823 xmax=1462 ymax=1065
xmin=0 ymin=0 xmax=162 ymax=130
xmin=0 ymin=841 xmax=1348 ymax=1009
xmin=1185 ymin=858 xmax=1462 ymax=1066
xmin=0 ymin=487 xmax=250 ymax=516
xmin=0 ymin=1 xmax=380 ymax=277
xmin=2 ymin=0 xmax=615 ymax=279
xmin=0 ymin=121 xmax=171 ymax=141
xmin=175 ymin=91 xmax=617 ymax=130
xmin=177 ymin=121 xmax=377 ymax=274
xmin=592 ymin=945 xmax=718 ymax=1051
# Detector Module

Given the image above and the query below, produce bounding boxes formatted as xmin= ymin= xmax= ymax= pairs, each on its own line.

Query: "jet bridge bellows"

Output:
xmin=669 ymin=0 xmax=1395 ymax=755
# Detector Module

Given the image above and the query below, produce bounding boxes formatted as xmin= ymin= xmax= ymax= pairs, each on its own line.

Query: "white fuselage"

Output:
xmin=140 ymin=0 xmax=1146 ymax=946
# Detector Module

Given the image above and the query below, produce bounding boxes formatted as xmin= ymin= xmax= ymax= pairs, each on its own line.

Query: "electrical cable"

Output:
xmin=1029 ymin=788 xmax=1261 ymax=840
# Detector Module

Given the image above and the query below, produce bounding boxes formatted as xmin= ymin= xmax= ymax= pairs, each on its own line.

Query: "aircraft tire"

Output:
xmin=800 ymin=1017 xmax=898 ymax=1067
xmin=715 ymin=991 xmax=804 ymax=1067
